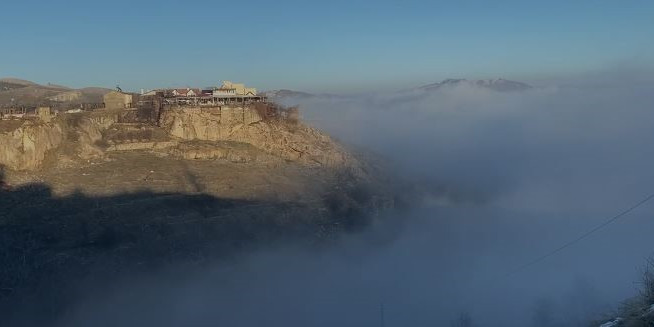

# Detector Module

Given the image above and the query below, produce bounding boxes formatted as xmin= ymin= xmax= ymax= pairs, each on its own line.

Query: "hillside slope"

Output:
xmin=0 ymin=78 xmax=112 ymax=105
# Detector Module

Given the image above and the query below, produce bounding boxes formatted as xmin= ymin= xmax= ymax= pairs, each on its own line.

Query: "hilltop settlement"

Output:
xmin=1 ymin=80 xmax=266 ymax=120
xmin=0 ymin=78 xmax=369 ymax=188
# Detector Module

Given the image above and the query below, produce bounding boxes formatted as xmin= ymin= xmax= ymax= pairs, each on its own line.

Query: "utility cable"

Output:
xmin=506 ymin=192 xmax=654 ymax=277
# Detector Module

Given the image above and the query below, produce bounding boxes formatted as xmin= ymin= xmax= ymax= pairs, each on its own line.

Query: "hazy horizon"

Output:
xmin=1 ymin=1 xmax=653 ymax=93
xmin=4 ymin=63 xmax=654 ymax=96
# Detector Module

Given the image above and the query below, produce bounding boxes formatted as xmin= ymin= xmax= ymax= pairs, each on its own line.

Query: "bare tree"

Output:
xmin=639 ymin=258 xmax=654 ymax=305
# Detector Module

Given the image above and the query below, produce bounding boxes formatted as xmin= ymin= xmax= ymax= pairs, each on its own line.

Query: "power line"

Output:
xmin=506 ymin=192 xmax=654 ymax=277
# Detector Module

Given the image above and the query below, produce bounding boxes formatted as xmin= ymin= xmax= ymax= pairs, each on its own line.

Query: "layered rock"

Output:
xmin=0 ymin=105 xmax=360 ymax=171
xmin=0 ymin=111 xmax=122 ymax=170
xmin=159 ymin=106 xmax=356 ymax=168
xmin=74 ymin=113 xmax=118 ymax=159
xmin=0 ymin=121 xmax=64 ymax=170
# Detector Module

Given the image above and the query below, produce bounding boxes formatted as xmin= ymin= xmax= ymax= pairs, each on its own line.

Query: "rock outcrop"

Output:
xmin=160 ymin=106 xmax=356 ymax=168
xmin=0 ymin=121 xmax=64 ymax=170
xmin=74 ymin=113 xmax=118 ymax=159
xmin=0 ymin=105 xmax=361 ymax=172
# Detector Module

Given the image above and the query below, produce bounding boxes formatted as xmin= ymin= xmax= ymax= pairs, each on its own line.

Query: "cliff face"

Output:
xmin=0 ymin=106 xmax=359 ymax=172
xmin=0 ymin=112 xmax=120 ymax=171
xmin=74 ymin=113 xmax=118 ymax=160
xmin=160 ymin=107 xmax=356 ymax=168
xmin=0 ymin=121 xmax=64 ymax=170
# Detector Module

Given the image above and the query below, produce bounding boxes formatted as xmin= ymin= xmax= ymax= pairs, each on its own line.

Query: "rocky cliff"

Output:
xmin=0 ymin=112 xmax=120 ymax=171
xmin=73 ymin=112 xmax=119 ymax=160
xmin=159 ymin=106 xmax=356 ymax=168
xmin=0 ymin=105 xmax=360 ymax=172
xmin=0 ymin=120 xmax=63 ymax=170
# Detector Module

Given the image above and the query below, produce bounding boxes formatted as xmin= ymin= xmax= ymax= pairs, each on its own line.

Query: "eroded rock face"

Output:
xmin=0 ymin=106 xmax=360 ymax=172
xmin=0 ymin=112 xmax=121 ymax=171
xmin=0 ymin=121 xmax=64 ymax=170
xmin=75 ymin=114 xmax=118 ymax=160
xmin=160 ymin=107 xmax=356 ymax=168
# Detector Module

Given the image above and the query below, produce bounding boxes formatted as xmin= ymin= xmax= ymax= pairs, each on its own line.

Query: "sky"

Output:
xmin=0 ymin=0 xmax=653 ymax=92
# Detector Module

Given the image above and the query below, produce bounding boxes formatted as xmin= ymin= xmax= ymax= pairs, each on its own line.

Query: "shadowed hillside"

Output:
xmin=0 ymin=164 xmax=385 ymax=326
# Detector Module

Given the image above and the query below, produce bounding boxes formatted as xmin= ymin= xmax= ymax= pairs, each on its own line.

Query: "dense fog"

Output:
xmin=61 ymin=74 xmax=654 ymax=327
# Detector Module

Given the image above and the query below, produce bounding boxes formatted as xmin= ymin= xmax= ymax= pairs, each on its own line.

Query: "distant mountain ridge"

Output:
xmin=265 ymin=78 xmax=533 ymax=101
xmin=263 ymin=89 xmax=316 ymax=99
xmin=418 ymin=78 xmax=533 ymax=92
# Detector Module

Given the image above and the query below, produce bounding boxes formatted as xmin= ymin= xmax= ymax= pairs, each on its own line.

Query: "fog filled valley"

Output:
xmin=2 ymin=73 xmax=654 ymax=327
xmin=263 ymin=74 xmax=654 ymax=327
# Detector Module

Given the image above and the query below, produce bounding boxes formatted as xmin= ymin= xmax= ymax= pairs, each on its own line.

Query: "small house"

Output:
xmin=103 ymin=91 xmax=133 ymax=110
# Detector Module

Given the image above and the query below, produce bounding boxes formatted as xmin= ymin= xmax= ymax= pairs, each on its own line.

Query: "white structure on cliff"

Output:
xmin=136 ymin=81 xmax=266 ymax=106
xmin=211 ymin=81 xmax=264 ymax=104
xmin=216 ymin=81 xmax=257 ymax=96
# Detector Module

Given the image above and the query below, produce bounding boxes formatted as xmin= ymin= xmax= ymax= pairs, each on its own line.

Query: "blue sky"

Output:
xmin=0 ymin=0 xmax=652 ymax=93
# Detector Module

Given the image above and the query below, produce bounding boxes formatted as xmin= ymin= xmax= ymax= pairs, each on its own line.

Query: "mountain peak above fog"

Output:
xmin=419 ymin=78 xmax=533 ymax=92
xmin=263 ymin=89 xmax=315 ymax=99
